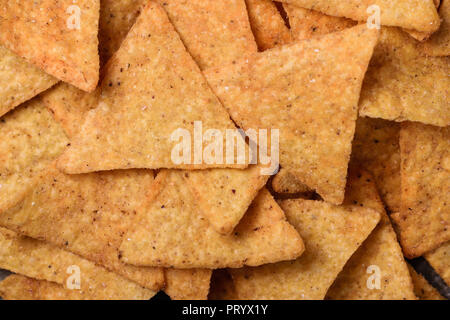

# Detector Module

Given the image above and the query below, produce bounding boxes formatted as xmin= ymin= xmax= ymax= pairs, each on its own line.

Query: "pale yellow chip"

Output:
xmin=120 ymin=170 xmax=304 ymax=269
xmin=57 ymin=2 xmax=246 ymax=174
xmin=0 ymin=164 xmax=164 ymax=291
xmin=351 ymin=117 xmax=401 ymax=213
xmin=0 ymin=0 xmax=100 ymax=92
xmin=284 ymin=5 xmax=356 ymax=40
xmin=209 ymin=270 xmax=239 ymax=300
xmin=0 ymin=98 xmax=68 ymax=214
xmin=245 ymin=0 xmax=292 ymax=50
xmin=0 ymin=274 xmax=155 ymax=300
xmin=205 ymin=25 xmax=379 ymax=204
xmin=156 ymin=0 xmax=257 ymax=70
xmin=359 ymin=27 xmax=450 ymax=127
xmin=422 ymin=0 xmax=450 ymax=56
xmin=407 ymin=265 xmax=445 ymax=300
xmin=229 ymin=199 xmax=380 ymax=299
xmin=278 ymin=0 xmax=440 ymax=32
xmin=391 ymin=122 xmax=450 ymax=258
xmin=0 ymin=227 xmax=156 ymax=300
xmin=326 ymin=168 xmax=416 ymax=300
xmin=0 ymin=46 xmax=58 ymax=118
xmin=425 ymin=241 xmax=450 ymax=286
xmin=164 ymin=268 xmax=212 ymax=300
xmin=271 ymin=168 xmax=313 ymax=194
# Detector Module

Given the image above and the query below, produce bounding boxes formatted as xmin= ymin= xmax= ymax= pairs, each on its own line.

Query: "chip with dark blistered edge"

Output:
xmin=0 ymin=274 xmax=155 ymax=300
xmin=425 ymin=241 xmax=450 ymax=286
xmin=229 ymin=199 xmax=380 ymax=299
xmin=0 ymin=227 xmax=156 ymax=300
xmin=391 ymin=122 xmax=450 ymax=258
xmin=57 ymin=2 xmax=247 ymax=174
xmin=164 ymin=268 xmax=212 ymax=300
xmin=119 ymin=170 xmax=304 ymax=269
xmin=204 ymin=25 xmax=379 ymax=205
xmin=407 ymin=264 xmax=445 ymax=300
xmin=421 ymin=0 xmax=450 ymax=56
xmin=0 ymin=163 xmax=164 ymax=291
xmin=208 ymin=269 xmax=239 ymax=300
xmin=245 ymin=0 xmax=292 ymax=50
xmin=0 ymin=0 xmax=100 ymax=92
xmin=326 ymin=168 xmax=416 ymax=300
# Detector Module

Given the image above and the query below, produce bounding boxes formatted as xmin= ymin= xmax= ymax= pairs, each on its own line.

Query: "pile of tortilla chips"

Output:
xmin=0 ymin=0 xmax=448 ymax=300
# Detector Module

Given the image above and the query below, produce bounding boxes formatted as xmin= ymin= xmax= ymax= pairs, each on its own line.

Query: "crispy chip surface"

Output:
xmin=425 ymin=242 xmax=450 ymax=286
xmin=271 ymin=168 xmax=312 ymax=194
xmin=164 ymin=268 xmax=212 ymax=300
xmin=407 ymin=265 xmax=445 ymax=300
xmin=209 ymin=270 xmax=239 ymax=300
xmin=422 ymin=0 xmax=450 ymax=56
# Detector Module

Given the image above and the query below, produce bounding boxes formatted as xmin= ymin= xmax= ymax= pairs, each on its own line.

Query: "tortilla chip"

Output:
xmin=425 ymin=242 xmax=450 ymax=286
xmin=422 ymin=0 xmax=450 ymax=56
xmin=120 ymin=170 xmax=304 ymax=269
xmin=359 ymin=27 xmax=450 ymax=127
xmin=0 ymin=98 xmax=68 ymax=214
xmin=284 ymin=5 xmax=357 ymax=40
xmin=404 ymin=0 xmax=441 ymax=41
xmin=351 ymin=117 xmax=401 ymax=213
xmin=391 ymin=122 xmax=450 ymax=258
xmin=57 ymin=2 xmax=246 ymax=174
xmin=204 ymin=25 xmax=379 ymax=204
xmin=271 ymin=168 xmax=312 ymax=194
xmin=408 ymin=265 xmax=445 ymax=300
xmin=326 ymin=168 xmax=416 ymax=300
xmin=0 ymin=0 xmax=100 ymax=92
xmin=184 ymin=166 xmax=269 ymax=235
xmin=245 ymin=0 xmax=292 ymax=50
xmin=0 ymin=46 xmax=58 ymax=118
xmin=164 ymin=269 xmax=212 ymax=300
xmin=0 ymin=164 xmax=164 ymax=291
xmin=156 ymin=0 xmax=257 ymax=70
xmin=209 ymin=269 xmax=239 ymax=300
xmin=0 ymin=274 xmax=155 ymax=300
xmin=0 ymin=227 xmax=156 ymax=300
xmin=278 ymin=0 xmax=440 ymax=32
xmin=229 ymin=199 xmax=380 ymax=299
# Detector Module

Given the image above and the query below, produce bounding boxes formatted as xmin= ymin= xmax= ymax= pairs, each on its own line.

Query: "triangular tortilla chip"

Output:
xmin=229 ymin=199 xmax=380 ymax=299
xmin=57 ymin=2 xmax=246 ymax=173
xmin=359 ymin=27 xmax=450 ymax=127
xmin=0 ymin=0 xmax=100 ymax=92
xmin=326 ymin=168 xmax=416 ymax=300
xmin=425 ymin=242 xmax=450 ymax=286
xmin=421 ymin=0 xmax=450 ymax=56
xmin=164 ymin=268 xmax=212 ymax=300
xmin=0 ymin=164 xmax=164 ymax=291
xmin=245 ymin=0 xmax=292 ymax=50
xmin=0 ymin=46 xmax=58 ymax=118
xmin=0 ymin=98 xmax=68 ymax=214
xmin=352 ymin=117 xmax=401 ymax=213
xmin=156 ymin=0 xmax=257 ymax=70
xmin=0 ymin=274 xmax=155 ymax=300
xmin=209 ymin=269 xmax=239 ymax=300
xmin=408 ymin=264 xmax=445 ymax=300
xmin=391 ymin=122 xmax=450 ymax=258
xmin=119 ymin=170 xmax=304 ymax=269
xmin=403 ymin=0 xmax=440 ymax=41
xmin=204 ymin=25 xmax=379 ymax=204
xmin=284 ymin=4 xmax=357 ymax=40
xmin=271 ymin=168 xmax=313 ymax=195
xmin=278 ymin=0 xmax=440 ymax=32
xmin=0 ymin=227 xmax=156 ymax=300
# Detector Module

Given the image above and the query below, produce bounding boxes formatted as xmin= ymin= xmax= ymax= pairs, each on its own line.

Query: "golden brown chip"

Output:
xmin=120 ymin=170 xmax=304 ymax=269
xmin=245 ymin=0 xmax=292 ymax=50
xmin=205 ymin=25 xmax=379 ymax=204
xmin=209 ymin=270 xmax=239 ymax=300
xmin=0 ymin=98 xmax=68 ymax=214
xmin=284 ymin=5 xmax=356 ymax=40
xmin=359 ymin=27 xmax=450 ymax=127
xmin=156 ymin=0 xmax=257 ymax=70
xmin=407 ymin=265 xmax=445 ymax=300
xmin=422 ymin=0 xmax=450 ymax=56
xmin=164 ymin=269 xmax=212 ymax=300
xmin=271 ymin=168 xmax=312 ymax=194
xmin=0 ymin=46 xmax=58 ymax=118
xmin=351 ymin=117 xmax=401 ymax=213
xmin=278 ymin=0 xmax=440 ymax=32
xmin=0 ymin=0 xmax=100 ymax=92
xmin=229 ymin=199 xmax=380 ymax=299
xmin=57 ymin=2 xmax=246 ymax=174
xmin=0 ymin=227 xmax=156 ymax=300
xmin=425 ymin=242 xmax=450 ymax=286
xmin=0 ymin=274 xmax=155 ymax=300
xmin=326 ymin=168 xmax=416 ymax=300
xmin=391 ymin=122 xmax=450 ymax=258
xmin=0 ymin=164 xmax=164 ymax=291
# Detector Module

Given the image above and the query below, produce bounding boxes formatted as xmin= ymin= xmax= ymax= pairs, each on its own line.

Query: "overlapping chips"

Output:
xmin=425 ymin=242 xmax=450 ymax=286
